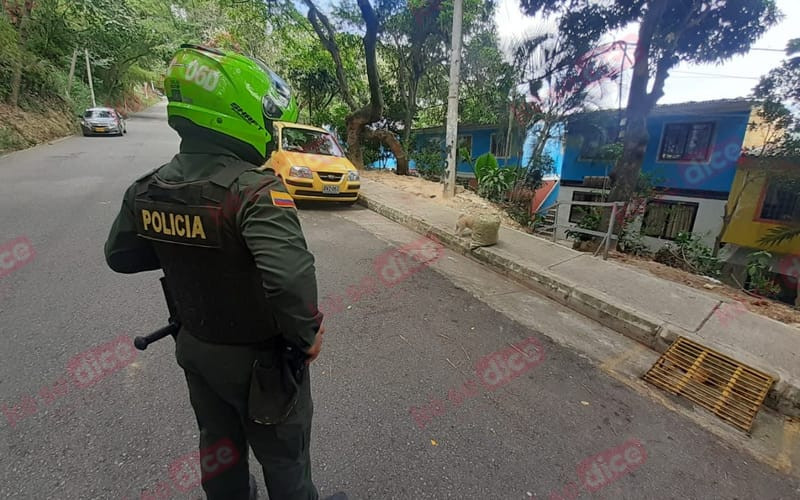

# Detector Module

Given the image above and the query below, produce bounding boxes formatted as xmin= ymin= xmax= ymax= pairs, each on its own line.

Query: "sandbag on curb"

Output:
xmin=469 ymin=214 xmax=500 ymax=249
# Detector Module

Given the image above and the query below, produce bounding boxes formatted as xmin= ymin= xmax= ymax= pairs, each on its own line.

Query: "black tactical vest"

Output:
xmin=133 ymin=161 xmax=280 ymax=345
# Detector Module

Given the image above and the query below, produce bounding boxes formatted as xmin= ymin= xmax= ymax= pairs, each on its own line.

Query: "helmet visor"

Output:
xmin=255 ymin=59 xmax=291 ymax=119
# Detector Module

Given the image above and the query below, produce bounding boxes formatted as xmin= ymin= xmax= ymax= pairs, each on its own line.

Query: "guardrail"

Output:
xmin=537 ymin=201 xmax=626 ymax=260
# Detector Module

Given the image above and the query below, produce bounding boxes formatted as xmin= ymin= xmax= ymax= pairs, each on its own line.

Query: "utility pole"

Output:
xmin=85 ymin=49 xmax=96 ymax=107
xmin=442 ymin=0 xmax=463 ymax=199
xmin=66 ymin=49 xmax=78 ymax=98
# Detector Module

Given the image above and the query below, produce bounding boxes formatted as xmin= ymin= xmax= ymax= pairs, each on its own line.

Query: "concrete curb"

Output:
xmin=358 ymin=192 xmax=800 ymax=417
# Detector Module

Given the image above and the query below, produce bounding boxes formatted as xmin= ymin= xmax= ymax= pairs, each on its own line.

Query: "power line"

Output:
xmin=671 ymin=71 xmax=760 ymax=80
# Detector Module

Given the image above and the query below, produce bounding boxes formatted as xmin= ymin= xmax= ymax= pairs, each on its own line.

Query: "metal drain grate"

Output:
xmin=643 ymin=337 xmax=774 ymax=433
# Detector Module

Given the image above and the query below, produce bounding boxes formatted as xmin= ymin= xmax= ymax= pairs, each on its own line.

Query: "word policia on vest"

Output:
xmin=0 ymin=235 xmax=35 ymax=279
xmin=1 ymin=336 xmax=137 ymax=428
xmin=141 ymin=209 xmax=207 ymax=240
xmin=410 ymin=336 xmax=545 ymax=430
xmin=542 ymin=439 xmax=647 ymax=500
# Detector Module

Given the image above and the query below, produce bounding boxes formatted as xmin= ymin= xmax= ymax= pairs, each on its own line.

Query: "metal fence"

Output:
xmin=537 ymin=201 xmax=627 ymax=260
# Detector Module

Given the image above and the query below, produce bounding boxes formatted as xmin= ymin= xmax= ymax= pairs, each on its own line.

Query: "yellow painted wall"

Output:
xmin=742 ymin=108 xmax=768 ymax=151
xmin=721 ymin=158 xmax=800 ymax=254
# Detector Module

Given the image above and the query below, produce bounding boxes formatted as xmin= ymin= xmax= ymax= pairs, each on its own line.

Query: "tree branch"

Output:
xmin=356 ymin=0 xmax=382 ymax=121
xmin=302 ymin=0 xmax=358 ymax=111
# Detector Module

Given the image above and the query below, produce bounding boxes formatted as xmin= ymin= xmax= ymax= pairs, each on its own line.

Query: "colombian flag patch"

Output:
xmin=270 ymin=190 xmax=296 ymax=208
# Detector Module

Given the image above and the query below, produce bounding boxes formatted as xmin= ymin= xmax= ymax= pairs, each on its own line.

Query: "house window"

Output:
xmin=577 ymin=124 xmax=620 ymax=161
xmin=658 ymin=122 xmax=715 ymax=162
xmin=490 ymin=133 xmax=507 ymax=158
xmin=457 ymin=135 xmax=472 ymax=160
xmin=569 ymin=191 xmax=604 ymax=223
xmin=760 ymin=179 xmax=800 ymax=222
xmin=641 ymin=200 xmax=698 ymax=240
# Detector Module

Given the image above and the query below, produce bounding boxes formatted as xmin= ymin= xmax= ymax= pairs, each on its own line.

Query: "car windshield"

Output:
xmin=84 ymin=109 xmax=113 ymax=119
xmin=281 ymin=128 xmax=344 ymax=157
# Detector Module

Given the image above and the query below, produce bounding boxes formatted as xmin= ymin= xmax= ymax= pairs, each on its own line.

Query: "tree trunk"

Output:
xmin=303 ymin=0 xmax=358 ymax=111
xmin=8 ymin=11 xmax=30 ymax=108
xmin=713 ymin=170 xmax=755 ymax=256
xmin=357 ymin=0 xmax=382 ymax=121
xmin=345 ymin=106 xmax=371 ymax=169
xmin=530 ymin=119 xmax=552 ymax=167
xmin=397 ymin=80 xmax=415 ymax=176
xmin=402 ymin=78 xmax=417 ymax=148
xmin=303 ymin=0 xmax=410 ymax=174
xmin=367 ymin=129 xmax=409 ymax=174
xmin=608 ymin=0 xmax=669 ymax=204
xmin=346 ymin=119 xmax=364 ymax=169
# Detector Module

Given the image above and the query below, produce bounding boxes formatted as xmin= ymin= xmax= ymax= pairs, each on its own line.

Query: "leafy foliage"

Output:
xmin=566 ymin=208 xmax=602 ymax=242
xmin=520 ymin=0 xmax=780 ymax=203
xmin=748 ymin=39 xmax=800 ymax=159
xmin=473 ymin=152 xmax=515 ymax=202
xmin=411 ymin=137 xmax=445 ymax=181
xmin=504 ymin=201 xmax=541 ymax=233
xmin=654 ymin=232 xmax=721 ymax=277
xmin=745 ymin=250 xmax=781 ymax=297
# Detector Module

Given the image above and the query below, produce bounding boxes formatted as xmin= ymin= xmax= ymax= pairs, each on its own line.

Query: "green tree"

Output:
xmin=519 ymin=0 xmax=781 ymax=203
xmin=512 ymin=29 xmax=617 ymax=179
xmin=301 ymin=0 xmax=409 ymax=172
xmin=753 ymin=38 xmax=800 ymax=247
xmin=3 ymin=0 xmax=35 ymax=107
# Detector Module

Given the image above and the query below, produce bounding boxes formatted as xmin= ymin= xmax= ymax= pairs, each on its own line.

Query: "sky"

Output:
xmin=493 ymin=0 xmax=800 ymax=107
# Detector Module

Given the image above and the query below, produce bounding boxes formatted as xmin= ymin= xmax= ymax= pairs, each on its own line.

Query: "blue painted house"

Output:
xmin=369 ymin=122 xmax=566 ymax=212
xmin=370 ymin=124 xmax=539 ymax=173
xmin=410 ymin=124 xmax=523 ymax=174
xmin=555 ymin=99 xmax=756 ymax=249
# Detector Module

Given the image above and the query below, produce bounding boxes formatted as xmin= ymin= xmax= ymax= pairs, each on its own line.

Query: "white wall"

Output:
xmin=554 ymin=186 xmax=726 ymax=250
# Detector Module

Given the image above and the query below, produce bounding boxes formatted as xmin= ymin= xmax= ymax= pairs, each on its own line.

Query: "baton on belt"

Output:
xmin=133 ymin=276 xmax=181 ymax=351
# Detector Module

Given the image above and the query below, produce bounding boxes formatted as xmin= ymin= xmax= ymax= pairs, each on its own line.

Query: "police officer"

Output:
xmin=104 ymin=45 xmax=342 ymax=500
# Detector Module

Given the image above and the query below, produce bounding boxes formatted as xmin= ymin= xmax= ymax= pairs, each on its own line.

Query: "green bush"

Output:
xmin=474 ymin=152 xmax=516 ymax=202
xmin=411 ymin=140 xmax=445 ymax=181
xmin=0 ymin=125 xmax=27 ymax=152
xmin=566 ymin=208 xmax=602 ymax=242
xmin=0 ymin=17 xmax=20 ymax=100
xmin=504 ymin=201 xmax=540 ymax=232
xmin=654 ymin=232 xmax=721 ymax=277
xmin=618 ymin=226 xmax=650 ymax=256
xmin=521 ymin=153 xmax=555 ymax=192
xmin=745 ymin=250 xmax=781 ymax=297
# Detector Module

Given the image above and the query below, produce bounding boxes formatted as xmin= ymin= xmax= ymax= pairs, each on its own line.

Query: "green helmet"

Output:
xmin=164 ymin=44 xmax=299 ymax=159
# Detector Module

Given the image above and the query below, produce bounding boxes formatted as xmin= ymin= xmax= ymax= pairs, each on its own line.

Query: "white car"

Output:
xmin=80 ymin=107 xmax=127 ymax=136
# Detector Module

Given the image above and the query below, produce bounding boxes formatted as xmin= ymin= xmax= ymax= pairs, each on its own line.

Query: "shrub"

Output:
xmin=504 ymin=201 xmax=536 ymax=231
xmin=474 ymin=152 xmax=516 ymax=202
xmin=618 ymin=226 xmax=650 ymax=256
xmin=745 ymin=250 xmax=781 ymax=297
xmin=566 ymin=208 xmax=602 ymax=242
xmin=412 ymin=140 xmax=445 ymax=181
xmin=654 ymin=232 xmax=721 ymax=277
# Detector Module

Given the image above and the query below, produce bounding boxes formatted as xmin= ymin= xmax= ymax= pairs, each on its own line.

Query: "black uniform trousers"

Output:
xmin=175 ymin=331 xmax=318 ymax=500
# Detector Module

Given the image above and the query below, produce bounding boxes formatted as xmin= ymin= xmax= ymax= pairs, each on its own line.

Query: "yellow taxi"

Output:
xmin=266 ymin=121 xmax=360 ymax=203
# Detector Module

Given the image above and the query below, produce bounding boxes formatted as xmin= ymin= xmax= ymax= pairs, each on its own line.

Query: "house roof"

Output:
xmin=411 ymin=123 xmax=501 ymax=134
xmin=649 ymin=98 xmax=756 ymax=115
xmin=568 ymin=98 xmax=756 ymax=123
xmin=413 ymin=99 xmax=757 ymax=134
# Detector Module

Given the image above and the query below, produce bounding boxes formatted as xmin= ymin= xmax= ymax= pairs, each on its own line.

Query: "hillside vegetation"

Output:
xmin=0 ymin=0 xmax=174 ymax=153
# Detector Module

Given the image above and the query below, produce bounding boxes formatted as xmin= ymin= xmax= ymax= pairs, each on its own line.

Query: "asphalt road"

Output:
xmin=1 ymin=102 xmax=798 ymax=500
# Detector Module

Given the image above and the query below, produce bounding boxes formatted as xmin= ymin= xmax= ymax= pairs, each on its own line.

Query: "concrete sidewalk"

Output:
xmin=358 ymin=178 xmax=800 ymax=417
